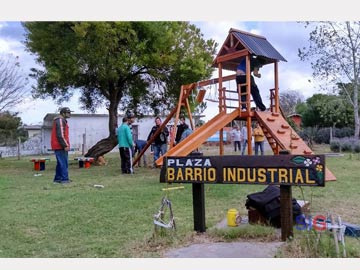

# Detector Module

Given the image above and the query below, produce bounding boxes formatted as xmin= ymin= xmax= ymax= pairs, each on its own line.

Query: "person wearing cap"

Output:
xmin=51 ymin=107 xmax=73 ymax=184
xmin=117 ymin=116 xmax=134 ymax=174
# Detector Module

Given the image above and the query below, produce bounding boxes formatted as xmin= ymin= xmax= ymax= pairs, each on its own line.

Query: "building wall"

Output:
xmin=27 ymin=129 xmax=41 ymax=138
xmin=42 ymin=114 xmax=159 ymax=154
xmin=0 ymin=135 xmax=42 ymax=158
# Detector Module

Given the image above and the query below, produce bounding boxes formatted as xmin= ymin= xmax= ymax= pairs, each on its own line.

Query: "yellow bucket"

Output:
xmin=227 ymin=208 xmax=239 ymax=227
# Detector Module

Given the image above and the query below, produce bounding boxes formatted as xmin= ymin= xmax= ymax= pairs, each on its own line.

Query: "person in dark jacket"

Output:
xmin=51 ymin=107 xmax=72 ymax=184
xmin=175 ymin=116 xmax=187 ymax=145
xmin=236 ymin=56 xmax=266 ymax=111
xmin=147 ymin=116 xmax=169 ymax=168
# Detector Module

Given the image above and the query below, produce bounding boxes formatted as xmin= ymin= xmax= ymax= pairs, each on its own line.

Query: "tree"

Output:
xmin=23 ymin=22 xmax=217 ymax=158
xmin=0 ymin=111 xmax=27 ymax=146
xmin=279 ymin=90 xmax=304 ymax=116
xmin=299 ymin=21 xmax=360 ymax=137
xmin=0 ymin=54 xmax=28 ymax=112
xmin=297 ymin=93 xmax=353 ymax=128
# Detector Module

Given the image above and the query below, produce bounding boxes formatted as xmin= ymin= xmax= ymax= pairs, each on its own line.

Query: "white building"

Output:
xmin=41 ymin=113 xmax=162 ymax=154
xmin=1 ymin=113 xmax=205 ymax=157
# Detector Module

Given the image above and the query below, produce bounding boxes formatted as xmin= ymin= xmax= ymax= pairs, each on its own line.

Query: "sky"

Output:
xmin=0 ymin=21 xmax=318 ymax=125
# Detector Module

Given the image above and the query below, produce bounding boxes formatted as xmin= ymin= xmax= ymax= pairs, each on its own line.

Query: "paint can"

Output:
xmin=227 ymin=208 xmax=239 ymax=227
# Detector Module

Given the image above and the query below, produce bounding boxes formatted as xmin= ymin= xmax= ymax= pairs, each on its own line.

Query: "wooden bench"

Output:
xmin=74 ymin=157 xmax=94 ymax=168
xmin=30 ymin=158 xmax=50 ymax=171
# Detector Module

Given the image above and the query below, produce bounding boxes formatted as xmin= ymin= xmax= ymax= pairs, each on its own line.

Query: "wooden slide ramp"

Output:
xmin=155 ymin=109 xmax=240 ymax=166
xmin=255 ymin=111 xmax=336 ymax=181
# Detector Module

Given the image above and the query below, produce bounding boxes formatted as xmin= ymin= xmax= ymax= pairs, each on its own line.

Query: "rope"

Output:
xmin=205 ymin=83 xmax=218 ymax=102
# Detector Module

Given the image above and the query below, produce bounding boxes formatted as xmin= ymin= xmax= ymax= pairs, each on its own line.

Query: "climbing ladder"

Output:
xmin=255 ymin=111 xmax=336 ymax=181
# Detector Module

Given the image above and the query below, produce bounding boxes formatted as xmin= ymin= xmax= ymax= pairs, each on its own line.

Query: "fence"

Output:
xmin=0 ymin=135 xmax=42 ymax=158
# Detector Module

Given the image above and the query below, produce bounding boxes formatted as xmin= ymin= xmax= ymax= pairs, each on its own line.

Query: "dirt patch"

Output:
xmin=162 ymin=218 xmax=284 ymax=258
xmin=163 ymin=239 xmax=284 ymax=258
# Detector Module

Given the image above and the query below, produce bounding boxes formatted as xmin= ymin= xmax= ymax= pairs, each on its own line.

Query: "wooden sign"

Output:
xmin=160 ymin=155 xmax=325 ymax=186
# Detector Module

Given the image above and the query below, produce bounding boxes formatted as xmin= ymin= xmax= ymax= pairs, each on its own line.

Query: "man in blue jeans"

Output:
xmin=51 ymin=107 xmax=73 ymax=184
xmin=147 ymin=117 xmax=169 ymax=168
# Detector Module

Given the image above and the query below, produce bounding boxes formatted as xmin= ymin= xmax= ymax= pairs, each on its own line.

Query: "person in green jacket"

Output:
xmin=117 ymin=117 xmax=134 ymax=174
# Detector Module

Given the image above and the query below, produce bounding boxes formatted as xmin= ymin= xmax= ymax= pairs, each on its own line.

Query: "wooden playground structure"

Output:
xmin=133 ymin=28 xmax=336 ymax=181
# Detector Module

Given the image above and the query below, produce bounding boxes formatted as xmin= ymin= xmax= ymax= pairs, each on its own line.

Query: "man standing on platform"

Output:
xmin=236 ymin=55 xmax=266 ymax=111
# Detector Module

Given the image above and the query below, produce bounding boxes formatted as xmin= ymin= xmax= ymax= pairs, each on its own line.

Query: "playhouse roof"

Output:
xmin=212 ymin=28 xmax=287 ymax=71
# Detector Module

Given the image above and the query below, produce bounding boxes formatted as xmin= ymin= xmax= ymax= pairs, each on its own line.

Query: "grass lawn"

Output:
xmin=0 ymin=144 xmax=359 ymax=258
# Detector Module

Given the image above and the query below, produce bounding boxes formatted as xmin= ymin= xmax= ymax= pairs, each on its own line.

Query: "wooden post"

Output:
xmin=190 ymin=151 xmax=206 ymax=232
xmin=279 ymin=150 xmax=293 ymax=241
xmin=192 ymin=183 xmax=206 ymax=232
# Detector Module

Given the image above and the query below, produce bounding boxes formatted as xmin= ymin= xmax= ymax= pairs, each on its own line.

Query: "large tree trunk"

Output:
xmin=85 ymin=89 xmax=120 ymax=159
xmin=85 ymin=135 xmax=118 ymax=158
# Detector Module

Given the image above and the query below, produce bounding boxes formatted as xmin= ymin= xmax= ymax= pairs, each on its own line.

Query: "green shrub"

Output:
xmin=334 ymin=127 xmax=354 ymax=138
xmin=353 ymin=142 xmax=360 ymax=153
xmin=314 ymin=128 xmax=331 ymax=144
xmin=330 ymin=137 xmax=360 ymax=153
xmin=330 ymin=140 xmax=341 ymax=152
xmin=299 ymin=127 xmax=355 ymax=145
xmin=341 ymin=140 xmax=352 ymax=152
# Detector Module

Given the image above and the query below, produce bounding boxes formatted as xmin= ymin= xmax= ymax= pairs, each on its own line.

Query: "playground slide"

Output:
xmin=155 ymin=109 xmax=240 ymax=166
xmin=255 ymin=111 xmax=336 ymax=181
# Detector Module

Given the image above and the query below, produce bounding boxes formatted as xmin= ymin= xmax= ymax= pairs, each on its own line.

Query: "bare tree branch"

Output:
xmin=0 ymin=54 xmax=28 ymax=112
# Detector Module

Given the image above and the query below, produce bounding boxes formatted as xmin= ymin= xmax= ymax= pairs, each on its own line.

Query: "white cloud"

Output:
xmin=0 ymin=21 xmax=321 ymax=125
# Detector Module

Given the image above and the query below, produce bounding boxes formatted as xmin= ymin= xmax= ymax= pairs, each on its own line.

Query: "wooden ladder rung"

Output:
xmin=223 ymin=89 xmax=238 ymax=93
xmin=225 ymin=97 xmax=241 ymax=101
xmin=277 ymin=129 xmax=286 ymax=134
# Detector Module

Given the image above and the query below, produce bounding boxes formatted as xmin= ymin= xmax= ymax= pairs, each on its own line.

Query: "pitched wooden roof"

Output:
xmin=212 ymin=28 xmax=287 ymax=71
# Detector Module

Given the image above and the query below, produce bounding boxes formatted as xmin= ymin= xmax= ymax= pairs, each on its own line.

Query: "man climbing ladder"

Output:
xmin=236 ymin=55 xmax=267 ymax=111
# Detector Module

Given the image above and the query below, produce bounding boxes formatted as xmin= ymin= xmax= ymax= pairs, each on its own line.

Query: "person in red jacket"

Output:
xmin=51 ymin=107 xmax=72 ymax=184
